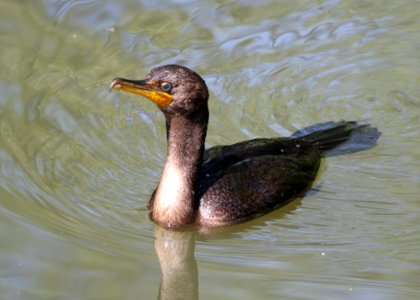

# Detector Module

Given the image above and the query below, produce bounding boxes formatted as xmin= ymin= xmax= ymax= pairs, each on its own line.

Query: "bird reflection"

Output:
xmin=152 ymin=198 xmax=304 ymax=300
xmin=154 ymin=227 xmax=198 ymax=300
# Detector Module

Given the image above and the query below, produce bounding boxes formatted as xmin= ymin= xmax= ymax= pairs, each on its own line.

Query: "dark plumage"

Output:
xmin=110 ymin=64 xmax=380 ymax=229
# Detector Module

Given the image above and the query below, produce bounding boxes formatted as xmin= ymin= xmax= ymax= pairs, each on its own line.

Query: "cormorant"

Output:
xmin=110 ymin=64 xmax=379 ymax=229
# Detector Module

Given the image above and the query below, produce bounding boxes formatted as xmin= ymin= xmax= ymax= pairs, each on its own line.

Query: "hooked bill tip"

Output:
xmin=109 ymin=78 xmax=120 ymax=92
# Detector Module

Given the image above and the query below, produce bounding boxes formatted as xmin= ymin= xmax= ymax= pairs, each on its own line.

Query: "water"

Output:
xmin=1 ymin=1 xmax=419 ymax=299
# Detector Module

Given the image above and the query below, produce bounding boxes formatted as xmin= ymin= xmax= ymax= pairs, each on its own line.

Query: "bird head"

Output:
xmin=110 ymin=64 xmax=209 ymax=116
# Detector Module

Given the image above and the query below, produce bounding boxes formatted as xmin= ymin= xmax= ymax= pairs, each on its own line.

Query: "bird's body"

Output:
xmin=110 ymin=64 xmax=379 ymax=229
xmin=196 ymin=137 xmax=320 ymax=227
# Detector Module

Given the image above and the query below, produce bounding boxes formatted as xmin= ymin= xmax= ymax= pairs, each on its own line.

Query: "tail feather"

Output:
xmin=292 ymin=121 xmax=381 ymax=156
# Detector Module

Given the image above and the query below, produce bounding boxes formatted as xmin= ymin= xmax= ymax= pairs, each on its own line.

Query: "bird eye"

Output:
xmin=160 ymin=82 xmax=172 ymax=92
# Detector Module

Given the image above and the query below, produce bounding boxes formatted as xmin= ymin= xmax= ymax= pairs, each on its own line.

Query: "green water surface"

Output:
xmin=1 ymin=1 xmax=419 ymax=299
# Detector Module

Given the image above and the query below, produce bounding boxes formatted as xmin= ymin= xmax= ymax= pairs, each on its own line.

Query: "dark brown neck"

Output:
xmin=150 ymin=108 xmax=208 ymax=228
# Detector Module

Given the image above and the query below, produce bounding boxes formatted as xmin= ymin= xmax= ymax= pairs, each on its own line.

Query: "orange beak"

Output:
xmin=110 ymin=78 xmax=173 ymax=107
